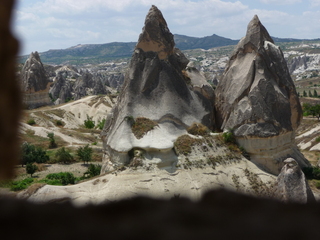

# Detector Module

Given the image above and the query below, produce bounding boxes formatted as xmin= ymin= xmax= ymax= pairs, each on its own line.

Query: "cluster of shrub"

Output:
xmin=302 ymin=103 xmax=320 ymax=120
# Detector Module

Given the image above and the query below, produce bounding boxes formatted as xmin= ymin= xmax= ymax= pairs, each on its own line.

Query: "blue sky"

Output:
xmin=13 ymin=0 xmax=320 ymax=55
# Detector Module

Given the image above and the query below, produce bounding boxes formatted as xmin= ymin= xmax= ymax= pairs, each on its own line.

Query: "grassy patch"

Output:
xmin=131 ymin=117 xmax=158 ymax=139
xmin=174 ymin=135 xmax=204 ymax=155
xmin=187 ymin=123 xmax=210 ymax=136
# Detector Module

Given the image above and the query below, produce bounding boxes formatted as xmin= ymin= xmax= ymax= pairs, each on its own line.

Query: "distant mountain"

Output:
xmin=18 ymin=34 xmax=320 ymax=66
xmin=174 ymin=34 xmax=238 ymax=50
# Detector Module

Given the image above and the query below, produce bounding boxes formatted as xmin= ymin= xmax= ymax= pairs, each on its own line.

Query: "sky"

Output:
xmin=13 ymin=0 xmax=320 ymax=55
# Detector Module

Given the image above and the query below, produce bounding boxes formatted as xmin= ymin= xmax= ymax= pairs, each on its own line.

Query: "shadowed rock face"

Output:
xmin=274 ymin=158 xmax=315 ymax=203
xmin=215 ymin=15 xmax=308 ymax=174
xmin=20 ymin=51 xmax=52 ymax=109
xmin=101 ymin=5 xmax=215 ymax=172
xmin=21 ymin=51 xmax=49 ymax=92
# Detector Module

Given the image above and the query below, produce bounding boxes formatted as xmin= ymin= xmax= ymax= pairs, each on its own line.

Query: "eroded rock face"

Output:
xmin=21 ymin=52 xmax=49 ymax=92
xmin=101 ymin=5 xmax=215 ymax=172
xmin=20 ymin=52 xmax=51 ymax=108
xmin=215 ymin=15 xmax=308 ymax=174
xmin=274 ymin=158 xmax=315 ymax=203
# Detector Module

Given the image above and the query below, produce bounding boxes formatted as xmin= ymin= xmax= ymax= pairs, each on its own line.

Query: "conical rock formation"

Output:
xmin=215 ymin=15 xmax=308 ymax=174
xmin=101 ymin=5 xmax=215 ymax=172
xmin=20 ymin=52 xmax=52 ymax=109
xmin=21 ymin=51 xmax=49 ymax=92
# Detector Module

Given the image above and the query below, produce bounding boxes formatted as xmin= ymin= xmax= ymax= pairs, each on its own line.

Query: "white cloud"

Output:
xmin=260 ymin=0 xmax=301 ymax=5
xmin=13 ymin=0 xmax=320 ymax=55
xmin=310 ymin=0 xmax=320 ymax=6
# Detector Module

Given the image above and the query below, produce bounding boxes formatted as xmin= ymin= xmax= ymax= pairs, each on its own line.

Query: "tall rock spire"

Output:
xmin=215 ymin=15 xmax=308 ymax=174
xmin=136 ymin=5 xmax=174 ymax=60
xmin=101 ymin=5 xmax=215 ymax=173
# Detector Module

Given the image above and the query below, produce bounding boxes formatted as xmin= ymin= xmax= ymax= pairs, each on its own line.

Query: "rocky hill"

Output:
xmin=12 ymin=5 xmax=319 ymax=206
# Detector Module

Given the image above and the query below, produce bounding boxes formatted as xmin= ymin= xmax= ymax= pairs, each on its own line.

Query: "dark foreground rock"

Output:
xmin=2 ymin=189 xmax=320 ymax=240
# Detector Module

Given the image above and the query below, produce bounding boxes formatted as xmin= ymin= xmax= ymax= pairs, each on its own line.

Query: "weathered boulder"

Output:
xmin=215 ymin=15 xmax=308 ymax=174
xmin=101 ymin=5 xmax=215 ymax=172
xmin=20 ymin=51 xmax=51 ymax=108
xmin=274 ymin=158 xmax=315 ymax=203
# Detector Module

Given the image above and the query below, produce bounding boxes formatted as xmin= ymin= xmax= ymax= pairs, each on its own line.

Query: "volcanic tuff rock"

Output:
xmin=214 ymin=15 xmax=309 ymax=174
xmin=20 ymin=52 xmax=52 ymax=109
xmin=274 ymin=158 xmax=315 ymax=203
xmin=21 ymin=52 xmax=49 ymax=92
xmin=101 ymin=5 xmax=215 ymax=172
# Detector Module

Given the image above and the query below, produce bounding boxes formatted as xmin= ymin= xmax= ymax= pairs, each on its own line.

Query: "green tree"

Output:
xmin=55 ymin=147 xmax=74 ymax=164
xmin=84 ymin=115 xmax=95 ymax=129
xmin=26 ymin=163 xmax=38 ymax=177
xmin=47 ymin=132 xmax=57 ymax=149
xmin=309 ymin=90 xmax=313 ymax=97
xmin=314 ymin=89 xmax=318 ymax=98
xmin=77 ymin=145 xmax=93 ymax=164
xmin=21 ymin=142 xmax=49 ymax=166
xmin=303 ymin=90 xmax=307 ymax=97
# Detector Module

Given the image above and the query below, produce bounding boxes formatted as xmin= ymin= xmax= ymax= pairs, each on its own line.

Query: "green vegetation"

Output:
xmin=54 ymin=147 xmax=74 ymax=164
xmin=302 ymin=166 xmax=320 ymax=180
xmin=84 ymin=115 xmax=95 ymax=129
xmin=302 ymin=103 xmax=320 ymax=120
xmin=131 ymin=117 xmax=158 ymax=139
xmin=56 ymin=120 xmax=64 ymax=127
xmin=21 ymin=142 xmax=49 ymax=166
xmin=47 ymin=132 xmax=57 ymax=149
xmin=84 ymin=164 xmax=101 ymax=178
xmin=222 ymin=129 xmax=236 ymax=144
xmin=77 ymin=145 xmax=93 ymax=164
xmin=27 ymin=119 xmax=36 ymax=125
xmin=97 ymin=118 xmax=106 ymax=130
xmin=9 ymin=178 xmax=34 ymax=191
xmin=44 ymin=172 xmax=75 ymax=185
xmin=26 ymin=163 xmax=38 ymax=177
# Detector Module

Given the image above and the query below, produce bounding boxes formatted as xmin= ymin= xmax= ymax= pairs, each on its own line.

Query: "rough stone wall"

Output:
xmin=0 ymin=0 xmax=21 ymax=180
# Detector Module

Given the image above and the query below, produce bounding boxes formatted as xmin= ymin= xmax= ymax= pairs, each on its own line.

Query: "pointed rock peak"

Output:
xmin=245 ymin=15 xmax=273 ymax=49
xmin=136 ymin=5 xmax=174 ymax=59
xmin=30 ymin=51 xmax=41 ymax=62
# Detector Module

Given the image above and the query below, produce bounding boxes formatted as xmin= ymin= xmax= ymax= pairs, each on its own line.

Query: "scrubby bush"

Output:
xmin=21 ymin=142 xmax=49 ymax=166
xmin=84 ymin=115 xmax=95 ymax=129
xmin=47 ymin=132 xmax=57 ymax=148
xmin=56 ymin=120 xmax=64 ymax=127
xmin=46 ymin=172 xmax=75 ymax=185
xmin=55 ymin=147 xmax=74 ymax=164
xmin=97 ymin=118 xmax=106 ymax=130
xmin=10 ymin=178 xmax=34 ymax=191
xmin=84 ymin=164 xmax=101 ymax=178
xmin=27 ymin=119 xmax=36 ymax=125
xmin=222 ymin=130 xmax=236 ymax=144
